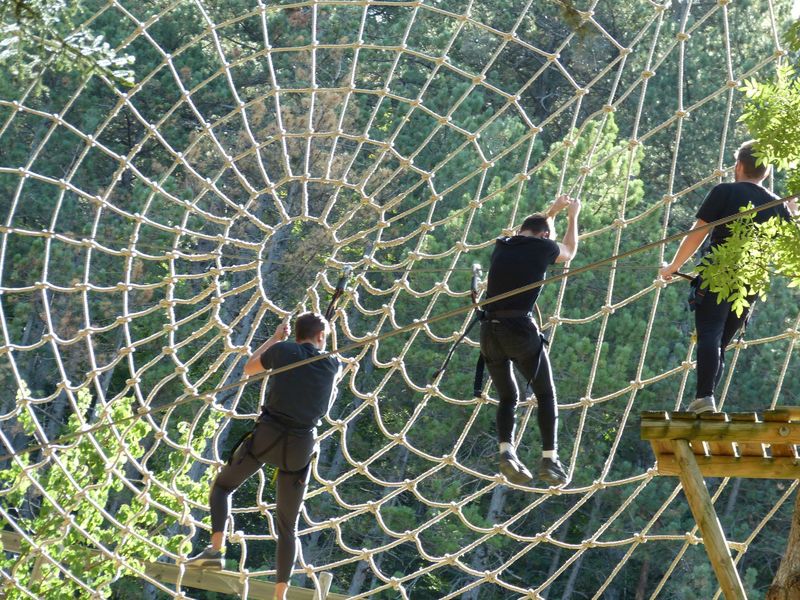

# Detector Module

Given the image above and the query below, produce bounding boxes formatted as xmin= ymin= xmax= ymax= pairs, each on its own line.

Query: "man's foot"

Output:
xmin=498 ymin=450 xmax=534 ymax=485
xmin=185 ymin=546 xmax=223 ymax=569
xmin=688 ymin=396 xmax=716 ymax=414
xmin=539 ymin=457 xmax=568 ymax=486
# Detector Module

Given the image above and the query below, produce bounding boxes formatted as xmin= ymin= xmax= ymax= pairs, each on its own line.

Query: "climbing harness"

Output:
xmin=432 ymin=263 xmax=484 ymax=383
xmin=325 ymin=266 xmax=353 ymax=321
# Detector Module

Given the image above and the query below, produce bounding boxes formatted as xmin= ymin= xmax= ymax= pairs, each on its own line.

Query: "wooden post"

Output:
xmin=672 ymin=439 xmax=747 ymax=600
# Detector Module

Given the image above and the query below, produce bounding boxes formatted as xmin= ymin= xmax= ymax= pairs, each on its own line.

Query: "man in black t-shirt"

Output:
xmin=186 ymin=312 xmax=341 ymax=600
xmin=481 ymin=194 xmax=581 ymax=486
xmin=660 ymin=140 xmax=796 ymax=413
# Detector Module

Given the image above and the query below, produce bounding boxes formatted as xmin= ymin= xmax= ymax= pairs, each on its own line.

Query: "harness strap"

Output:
xmin=432 ymin=312 xmax=482 ymax=380
xmin=431 ymin=263 xmax=484 ymax=382
xmin=324 ymin=266 xmax=352 ymax=321
xmin=473 ymin=353 xmax=486 ymax=397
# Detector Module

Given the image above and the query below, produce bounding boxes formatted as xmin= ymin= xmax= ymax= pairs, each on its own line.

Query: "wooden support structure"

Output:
xmin=672 ymin=439 xmax=746 ymax=600
xmin=641 ymin=408 xmax=800 ymax=600
xmin=0 ymin=530 xmax=346 ymax=600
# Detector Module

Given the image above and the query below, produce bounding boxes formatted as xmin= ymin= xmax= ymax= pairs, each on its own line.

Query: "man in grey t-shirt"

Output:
xmin=186 ymin=312 xmax=341 ymax=600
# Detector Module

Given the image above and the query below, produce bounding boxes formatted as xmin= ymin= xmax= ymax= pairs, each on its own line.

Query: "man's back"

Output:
xmin=697 ymin=181 xmax=791 ymax=250
xmin=485 ymin=235 xmax=560 ymax=313
xmin=260 ymin=341 xmax=341 ymax=427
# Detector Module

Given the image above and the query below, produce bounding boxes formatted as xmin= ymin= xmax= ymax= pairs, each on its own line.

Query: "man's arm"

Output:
xmin=659 ymin=219 xmax=709 ymax=280
xmin=545 ymin=194 xmax=571 ymax=220
xmin=243 ymin=321 xmax=290 ymax=376
xmin=555 ymin=197 xmax=581 ymax=263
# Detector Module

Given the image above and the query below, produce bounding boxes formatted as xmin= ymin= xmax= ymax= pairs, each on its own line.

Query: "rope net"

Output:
xmin=1 ymin=0 xmax=799 ymax=598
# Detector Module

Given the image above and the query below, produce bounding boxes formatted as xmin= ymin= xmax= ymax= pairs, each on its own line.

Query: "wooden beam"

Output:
xmin=0 ymin=531 xmax=346 ymax=600
xmin=672 ymin=440 xmax=746 ymax=600
xmin=655 ymin=455 xmax=800 ymax=479
xmin=729 ymin=413 xmax=766 ymax=458
xmin=762 ymin=408 xmax=800 ymax=421
xmin=702 ymin=413 xmax=737 ymax=457
xmin=641 ymin=419 xmax=800 ymax=444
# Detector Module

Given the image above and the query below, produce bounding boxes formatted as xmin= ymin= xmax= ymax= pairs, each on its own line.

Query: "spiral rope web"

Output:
xmin=1 ymin=0 xmax=800 ymax=598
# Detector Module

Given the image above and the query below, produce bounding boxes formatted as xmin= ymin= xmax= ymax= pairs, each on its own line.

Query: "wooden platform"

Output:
xmin=641 ymin=408 xmax=800 ymax=479
xmin=640 ymin=407 xmax=800 ymax=600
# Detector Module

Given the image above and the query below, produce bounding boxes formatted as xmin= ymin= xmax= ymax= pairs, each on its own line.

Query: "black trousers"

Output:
xmin=479 ymin=316 xmax=557 ymax=450
xmin=209 ymin=417 xmax=315 ymax=583
xmin=694 ymin=295 xmax=750 ymax=399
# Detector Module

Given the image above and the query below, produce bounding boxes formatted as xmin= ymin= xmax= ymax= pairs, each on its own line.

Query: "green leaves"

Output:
xmin=0 ymin=382 xmax=185 ymax=599
xmin=0 ymin=0 xmax=135 ymax=88
xmin=697 ymin=206 xmax=799 ymax=316
xmin=739 ymin=65 xmax=800 ymax=193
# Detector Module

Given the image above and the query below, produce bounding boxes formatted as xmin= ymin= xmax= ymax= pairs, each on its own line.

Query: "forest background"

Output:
xmin=1 ymin=0 xmax=800 ymax=599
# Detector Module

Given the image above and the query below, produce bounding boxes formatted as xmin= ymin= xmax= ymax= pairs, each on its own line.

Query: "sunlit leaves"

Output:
xmin=698 ymin=207 xmax=800 ymax=316
xmin=0 ymin=0 xmax=135 ymax=88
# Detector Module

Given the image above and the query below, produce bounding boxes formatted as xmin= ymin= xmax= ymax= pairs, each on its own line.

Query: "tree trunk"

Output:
xmin=635 ymin=556 xmax=650 ymax=600
xmin=723 ymin=478 xmax=742 ymax=521
xmin=345 ymin=444 xmax=410 ymax=596
xmin=559 ymin=498 xmax=602 ymax=600
xmin=766 ymin=490 xmax=800 ymax=600
xmin=462 ymin=484 xmax=508 ymax=600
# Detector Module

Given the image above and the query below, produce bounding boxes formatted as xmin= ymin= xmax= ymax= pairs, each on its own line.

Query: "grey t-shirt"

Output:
xmin=259 ymin=341 xmax=341 ymax=427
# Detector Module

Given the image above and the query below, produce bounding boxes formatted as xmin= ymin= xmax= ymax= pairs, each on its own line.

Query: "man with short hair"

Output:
xmin=481 ymin=194 xmax=581 ymax=486
xmin=186 ymin=312 xmax=341 ymax=600
xmin=660 ymin=140 xmax=795 ymax=413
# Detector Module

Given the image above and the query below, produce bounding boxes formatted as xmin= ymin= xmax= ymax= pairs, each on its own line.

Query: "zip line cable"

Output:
xmin=2 ymin=194 xmax=796 ymax=464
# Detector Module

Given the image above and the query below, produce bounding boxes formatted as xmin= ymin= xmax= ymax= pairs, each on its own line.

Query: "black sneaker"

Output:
xmin=498 ymin=450 xmax=534 ymax=485
xmin=185 ymin=545 xmax=223 ymax=569
xmin=539 ymin=458 xmax=568 ymax=486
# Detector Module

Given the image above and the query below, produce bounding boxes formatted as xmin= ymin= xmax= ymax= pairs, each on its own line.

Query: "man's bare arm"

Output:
xmin=659 ymin=219 xmax=709 ymax=280
xmin=243 ymin=321 xmax=290 ymax=376
xmin=555 ymin=198 xmax=581 ymax=263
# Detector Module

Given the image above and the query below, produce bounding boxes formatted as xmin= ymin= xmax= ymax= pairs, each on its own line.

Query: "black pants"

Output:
xmin=694 ymin=295 xmax=750 ymax=399
xmin=479 ymin=316 xmax=557 ymax=450
xmin=209 ymin=418 xmax=315 ymax=583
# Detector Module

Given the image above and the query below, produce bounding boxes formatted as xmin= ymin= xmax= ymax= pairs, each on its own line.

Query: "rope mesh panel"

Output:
xmin=1 ymin=1 xmax=798 ymax=598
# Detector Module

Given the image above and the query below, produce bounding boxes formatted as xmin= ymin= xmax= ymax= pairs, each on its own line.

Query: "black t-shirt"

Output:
xmin=259 ymin=341 xmax=341 ymax=427
xmin=485 ymin=236 xmax=560 ymax=313
xmin=696 ymin=181 xmax=791 ymax=250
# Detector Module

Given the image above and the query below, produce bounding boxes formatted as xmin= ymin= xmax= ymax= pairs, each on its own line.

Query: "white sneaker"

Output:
xmin=688 ymin=396 xmax=716 ymax=414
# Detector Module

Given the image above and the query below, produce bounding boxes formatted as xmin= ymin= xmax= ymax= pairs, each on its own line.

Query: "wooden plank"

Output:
xmin=762 ymin=411 xmax=798 ymax=458
xmin=656 ymin=455 xmax=800 ymax=479
xmin=701 ymin=413 xmax=737 ymax=457
xmin=762 ymin=407 xmax=800 ymax=422
xmin=670 ymin=411 xmax=699 ymax=421
xmin=641 ymin=410 xmax=670 ymax=421
xmin=671 ymin=440 xmax=747 ymax=600
xmin=728 ymin=413 xmax=766 ymax=457
xmin=641 ymin=419 xmax=800 ymax=444
xmin=769 ymin=444 xmax=797 ymax=458
xmin=666 ymin=412 xmax=708 ymax=456
xmin=651 ymin=439 xmax=674 ymax=458
xmin=0 ymin=531 xmax=346 ymax=600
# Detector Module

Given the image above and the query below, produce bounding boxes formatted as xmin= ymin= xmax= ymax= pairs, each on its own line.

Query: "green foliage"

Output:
xmin=740 ymin=65 xmax=800 ymax=192
xmin=0 ymin=1 xmax=798 ymax=598
xmin=696 ymin=206 xmax=800 ymax=316
xmin=0 ymin=0 xmax=135 ymax=87
xmin=0 ymin=382 xmax=183 ymax=599
xmin=710 ymin=20 xmax=800 ymax=310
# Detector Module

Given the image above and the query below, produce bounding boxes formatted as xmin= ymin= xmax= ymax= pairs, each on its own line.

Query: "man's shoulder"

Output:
xmin=727 ymin=181 xmax=777 ymax=200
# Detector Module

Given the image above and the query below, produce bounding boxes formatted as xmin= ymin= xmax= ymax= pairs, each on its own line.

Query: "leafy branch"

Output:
xmin=0 ymin=0 xmax=135 ymax=88
xmin=698 ymin=208 xmax=800 ymax=316
xmin=703 ymin=23 xmax=800 ymax=314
